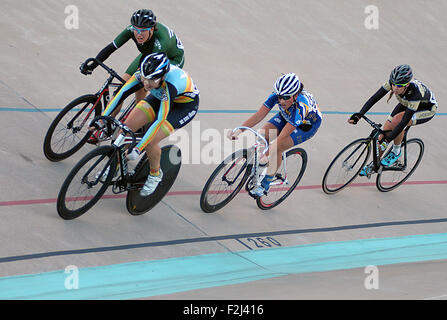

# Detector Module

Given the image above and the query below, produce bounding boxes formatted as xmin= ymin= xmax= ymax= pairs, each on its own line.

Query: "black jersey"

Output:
xmin=382 ymin=79 xmax=437 ymax=111
xmin=358 ymin=78 xmax=437 ymax=141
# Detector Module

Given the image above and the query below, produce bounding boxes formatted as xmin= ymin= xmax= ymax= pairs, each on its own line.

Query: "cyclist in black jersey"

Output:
xmin=349 ymin=64 xmax=437 ymax=175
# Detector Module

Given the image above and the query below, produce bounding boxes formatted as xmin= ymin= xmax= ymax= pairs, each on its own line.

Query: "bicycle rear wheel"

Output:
xmin=322 ymin=138 xmax=371 ymax=194
xmin=126 ymin=145 xmax=182 ymax=215
xmin=43 ymin=94 xmax=102 ymax=161
xmin=376 ymin=138 xmax=424 ymax=192
xmin=256 ymin=147 xmax=307 ymax=210
xmin=57 ymin=145 xmax=117 ymax=219
xmin=200 ymin=149 xmax=251 ymax=213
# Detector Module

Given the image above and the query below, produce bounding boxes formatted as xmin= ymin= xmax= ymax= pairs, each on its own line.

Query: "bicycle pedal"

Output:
xmin=112 ymin=181 xmax=127 ymax=194
xmin=391 ymin=162 xmax=403 ymax=168
xmin=248 ymin=191 xmax=261 ymax=200
xmin=86 ymin=137 xmax=99 ymax=145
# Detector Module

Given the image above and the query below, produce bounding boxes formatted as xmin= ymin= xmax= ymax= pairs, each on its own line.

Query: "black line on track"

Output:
xmin=2 ymin=217 xmax=447 ymax=263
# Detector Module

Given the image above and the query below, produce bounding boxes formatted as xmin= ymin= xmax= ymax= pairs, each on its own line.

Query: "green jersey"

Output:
xmin=113 ymin=23 xmax=185 ymax=73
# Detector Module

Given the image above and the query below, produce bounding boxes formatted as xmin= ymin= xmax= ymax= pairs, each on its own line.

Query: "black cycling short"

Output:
xmin=388 ymin=103 xmax=437 ymax=126
xmin=136 ymin=94 xmax=199 ymax=130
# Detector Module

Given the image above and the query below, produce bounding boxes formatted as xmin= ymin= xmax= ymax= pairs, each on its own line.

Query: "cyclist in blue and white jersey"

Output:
xmin=228 ymin=73 xmax=322 ymax=198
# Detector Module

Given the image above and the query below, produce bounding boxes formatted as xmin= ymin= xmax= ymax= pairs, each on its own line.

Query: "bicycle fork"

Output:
xmin=250 ymin=148 xmax=289 ymax=189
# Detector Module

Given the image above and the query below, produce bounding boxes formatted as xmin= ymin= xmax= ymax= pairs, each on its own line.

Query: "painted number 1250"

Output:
xmin=237 ymin=237 xmax=281 ymax=250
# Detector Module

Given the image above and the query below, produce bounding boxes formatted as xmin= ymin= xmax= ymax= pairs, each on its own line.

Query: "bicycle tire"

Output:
xmin=322 ymin=138 xmax=371 ymax=194
xmin=126 ymin=145 xmax=182 ymax=215
xmin=57 ymin=145 xmax=117 ymax=220
xmin=200 ymin=149 xmax=251 ymax=213
xmin=376 ymin=138 xmax=424 ymax=192
xmin=256 ymin=147 xmax=307 ymax=210
xmin=43 ymin=94 xmax=102 ymax=161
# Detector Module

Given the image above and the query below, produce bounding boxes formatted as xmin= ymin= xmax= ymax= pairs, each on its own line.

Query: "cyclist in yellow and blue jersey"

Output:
xmin=228 ymin=73 xmax=322 ymax=198
xmin=115 ymin=52 xmax=199 ymax=197
xmin=81 ymin=9 xmax=185 ymax=143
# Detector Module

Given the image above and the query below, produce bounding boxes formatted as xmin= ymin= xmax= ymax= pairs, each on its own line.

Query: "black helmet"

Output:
xmin=389 ymin=64 xmax=413 ymax=85
xmin=141 ymin=53 xmax=170 ymax=80
xmin=131 ymin=9 xmax=156 ymax=28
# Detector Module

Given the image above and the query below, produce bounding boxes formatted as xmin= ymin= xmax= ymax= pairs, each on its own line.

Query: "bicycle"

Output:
xmin=322 ymin=114 xmax=424 ymax=194
xmin=56 ymin=116 xmax=182 ymax=220
xmin=200 ymin=126 xmax=307 ymax=212
xmin=43 ymin=58 xmax=137 ymax=162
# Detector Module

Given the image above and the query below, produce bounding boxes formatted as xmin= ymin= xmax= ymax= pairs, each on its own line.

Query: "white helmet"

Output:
xmin=274 ymin=73 xmax=301 ymax=96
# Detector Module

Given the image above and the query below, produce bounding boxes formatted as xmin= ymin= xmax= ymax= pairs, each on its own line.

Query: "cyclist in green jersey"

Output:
xmin=80 ymin=9 xmax=185 ymax=135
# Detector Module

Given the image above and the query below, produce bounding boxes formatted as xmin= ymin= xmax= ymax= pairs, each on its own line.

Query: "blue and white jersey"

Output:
xmin=263 ymin=90 xmax=322 ymax=127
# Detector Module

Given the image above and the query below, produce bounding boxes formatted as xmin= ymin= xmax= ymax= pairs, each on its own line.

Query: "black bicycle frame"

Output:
xmin=67 ymin=58 xmax=126 ymax=130
xmin=380 ymin=128 xmax=410 ymax=172
xmin=362 ymin=114 xmax=410 ymax=173
xmin=83 ymin=116 xmax=138 ymax=190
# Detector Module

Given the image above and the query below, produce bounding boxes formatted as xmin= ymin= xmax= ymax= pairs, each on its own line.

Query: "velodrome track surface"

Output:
xmin=1 ymin=0 xmax=447 ymax=300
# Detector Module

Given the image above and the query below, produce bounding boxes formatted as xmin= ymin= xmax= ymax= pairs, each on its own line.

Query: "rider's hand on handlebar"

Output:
xmin=348 ymin=113 xmax=363 ymax=125
xmin=227 ymin=128 xmax=242 ymax=140
xmin=89 ymin=119 xmax=106 ymax=132
xmin=80 ymin=59 xmax=97 ymax=75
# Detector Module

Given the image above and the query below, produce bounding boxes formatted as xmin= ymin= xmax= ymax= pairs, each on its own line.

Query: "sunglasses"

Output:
xmin=142 ymin=77 xmax=162 ymax=84
xmin=277 ymin=94 xmax=293 ymax=101
xmin=391 ymin=82 xmax=409 ymax=88
xmin=130 ymin=26 xmax=152 ymax=35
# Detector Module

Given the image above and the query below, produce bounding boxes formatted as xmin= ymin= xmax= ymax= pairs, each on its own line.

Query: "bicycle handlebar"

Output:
xmin=83 ymin=58 xmax=126 ymax=84
xmin=90 ymin=116 xmax=137 ymax=151
xmin=232 ymin=126 xmax=269 ymax=155
xmin=360 ymin=114 xmax=384 ymax=133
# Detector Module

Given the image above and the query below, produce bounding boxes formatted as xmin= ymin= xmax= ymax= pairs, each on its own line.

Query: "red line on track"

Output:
xmin=1 ymin=180 xmax=446 ymax=207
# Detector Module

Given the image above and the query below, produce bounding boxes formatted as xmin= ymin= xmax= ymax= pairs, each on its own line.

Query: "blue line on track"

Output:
xmin=1 ymin=232 xmax=447 ymax=299
xmin=0 ymin=107 xmax=446 ymax=116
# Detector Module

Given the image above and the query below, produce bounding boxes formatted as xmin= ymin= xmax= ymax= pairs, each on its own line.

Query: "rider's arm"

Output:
xmin=81 ymin=42 xmax=117 ymax=73
xmin=94 ymin=43 xmax=118 ymax=64
xmin=241 ymin=105 xmax=270 ymax=128
xmin=243 ymin=92 xmax=279 ymax=128
xmin=228 ymin=94 xmax=273 ymax=139
xmin=96 ymin=27 xmax=133 ymax=63
xmin=135 ymin=83 xmax=177 ymax=153
xmin=153 ymin=23 xmax=185 ymax=68
xmin=102 ymin=73 xmax=142 ymax=116
xmin=229 ymin=105 xmax=270 ymax=139
xmin=82 ymin=28 xmax=131 ymax=72
xmin=359 ymin=86 xmax=389 ymax=115
xmin=112 ymin=27 xmax=133 ymax=48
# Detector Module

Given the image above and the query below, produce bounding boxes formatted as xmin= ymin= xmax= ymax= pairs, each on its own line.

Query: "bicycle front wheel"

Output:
xmin=43 ymin=94 xmax=102 ymax=161
xmin=322 ymin=138 xmax=371 ymax=194
xmin=376 ymin=138 xmax=424 ymax=192
xmin=200 ymin=149 xmax=251 ymax=213
xmin=57 ymin=145 xmax=118 ymax=219
xmin=256 ymin=148 xmax=307 ymax=210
